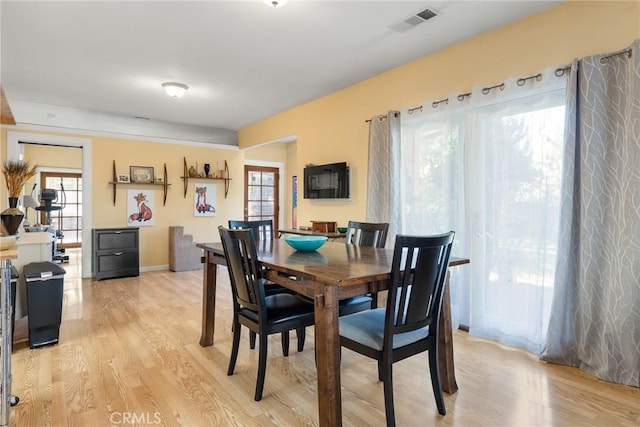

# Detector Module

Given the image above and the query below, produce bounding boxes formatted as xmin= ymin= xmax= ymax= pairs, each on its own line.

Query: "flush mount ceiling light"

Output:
xmin=162 ymin=82 xmax=189 ymax=98
xmin=262 ymin=0 xmax=288 ymax=8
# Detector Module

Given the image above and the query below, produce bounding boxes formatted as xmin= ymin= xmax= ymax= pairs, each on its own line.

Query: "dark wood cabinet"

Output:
xmin=92 ymin=227 xmax=139 ymax=280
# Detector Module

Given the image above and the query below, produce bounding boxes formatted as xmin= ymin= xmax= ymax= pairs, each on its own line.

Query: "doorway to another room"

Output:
xmin=39 ymin=172 xmax=82 ymax=249
xmin=244 ymin=165 xmax=280 ymax=235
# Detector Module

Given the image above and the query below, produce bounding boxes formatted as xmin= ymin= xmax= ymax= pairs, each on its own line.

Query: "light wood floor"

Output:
xmin=8 ymin=249 xmax=640 ymax=426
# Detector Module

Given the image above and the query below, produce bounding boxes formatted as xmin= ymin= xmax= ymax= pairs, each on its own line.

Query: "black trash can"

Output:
xmin=24 ymin=261 xmax=66 ymax=348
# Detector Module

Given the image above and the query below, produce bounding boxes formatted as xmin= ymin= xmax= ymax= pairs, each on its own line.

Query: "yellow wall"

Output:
xmin=238 ymin=0 xmax=640 ymax=228
xmin=24 ymin=143 xmax=82 ymax=170
xmin=91 ymin=136 xmax=242 ymax=268
xmin=2 ymin=128 xmax=244 ymax=268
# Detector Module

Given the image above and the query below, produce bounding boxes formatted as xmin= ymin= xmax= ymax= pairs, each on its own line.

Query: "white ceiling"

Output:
xmin=1 ymin=0 xmax=562 ymax=146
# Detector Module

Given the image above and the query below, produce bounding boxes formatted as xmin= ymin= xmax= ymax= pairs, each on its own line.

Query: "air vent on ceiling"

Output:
xmin=388 ymin=7 xmax=439 ymax=33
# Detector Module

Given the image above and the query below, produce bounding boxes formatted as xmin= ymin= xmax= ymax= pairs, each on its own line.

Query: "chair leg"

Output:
xmin=382 ymin=358 xmax=396 ymax=427
xmin=255 ymin=332 xmax=268 ymax=401
xmin=296 ymin=327 xmax=306 ymax=352
xmin=249 ymin=331 xmax=256 ymax=349
xmin=281 ymin=331 xmax=290 ymax=357
xmin=227 ymin=320 xmax=241 ymax=376
xmin=371 ymin=291 xmax=378 ymax=309
xmin=378 ymin=360 xmax=383 ymax=382
xmin=429 ymin=348 xmax=447 ymax=415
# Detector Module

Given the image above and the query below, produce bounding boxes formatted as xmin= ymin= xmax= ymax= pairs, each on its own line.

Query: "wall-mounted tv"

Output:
xmin=303 ymin=162 xmax=350 ymax=199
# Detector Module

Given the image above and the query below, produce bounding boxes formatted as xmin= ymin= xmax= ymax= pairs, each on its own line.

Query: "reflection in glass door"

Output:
xmin=40 ymin=172 xmax=82 ymax=248
xmin=245 ymin=166 xmax=279 ymax=237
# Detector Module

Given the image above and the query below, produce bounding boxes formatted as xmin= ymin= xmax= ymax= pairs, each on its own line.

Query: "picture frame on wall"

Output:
xmin=194 ymin=183 xmax=216 ymax=216
xmin=117 ymin=174 xmax=130 ymax=183
xmin=127 ymin=189 xmax=154 ymax=226
xmin=130 ymin=166 xmax=154 ymax=183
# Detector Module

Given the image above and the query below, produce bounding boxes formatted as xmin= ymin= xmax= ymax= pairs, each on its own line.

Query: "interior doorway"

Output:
xmin=244 ymin=165 xmax=280 ymax=236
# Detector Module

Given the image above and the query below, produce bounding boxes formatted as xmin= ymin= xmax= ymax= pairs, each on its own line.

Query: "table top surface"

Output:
xmin=198 ymin=239 xmax=469 ymax=287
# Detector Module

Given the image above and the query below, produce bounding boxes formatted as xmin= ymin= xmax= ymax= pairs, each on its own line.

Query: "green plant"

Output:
xmin=2 ymin=160 xmax=37 ymax=198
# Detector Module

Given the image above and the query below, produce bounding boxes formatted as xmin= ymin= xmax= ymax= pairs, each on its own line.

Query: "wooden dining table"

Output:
xmin=197 ymin=239 xmax=469 ymax=426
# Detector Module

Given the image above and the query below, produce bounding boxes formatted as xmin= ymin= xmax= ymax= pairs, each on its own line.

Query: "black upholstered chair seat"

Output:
xmin=239 ymin=293 xmax=315 ymax=325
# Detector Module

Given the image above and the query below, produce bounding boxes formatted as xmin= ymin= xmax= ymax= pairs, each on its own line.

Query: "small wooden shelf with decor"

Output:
xmin=109 ymin=160 xmax=171 ymax=206
xmin=181 ymin=157 xmax=231 ymax=199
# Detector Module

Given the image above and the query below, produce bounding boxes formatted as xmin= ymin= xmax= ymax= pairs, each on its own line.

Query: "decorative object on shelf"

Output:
xmin=130 ymin=166 xmax=154 ymax=183
xmin=203 ymin=163 xmax=211 ymax=178
xmin=194 ymin=183 xmax=216 ymax=217
xmin=117 ymin=174 xmax=130 ymax=183
xmin=182 ymin=157 xmax=232 ymax=198
xmin=127 ymin=190 xmax=154 ymax=226
xmin=2 ymin=160 xmax=36 ymax=235
xmin=111 ymin=161 xmax=170 ymax=206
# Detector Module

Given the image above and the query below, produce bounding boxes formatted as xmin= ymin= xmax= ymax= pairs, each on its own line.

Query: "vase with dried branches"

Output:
xmin=2 ymin=160 xmax=37 ymax=235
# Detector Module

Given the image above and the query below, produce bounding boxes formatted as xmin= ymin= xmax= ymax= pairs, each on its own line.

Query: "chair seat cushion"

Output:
xmin=240 ymin=293 xmax=314 ymax=325
xmin=339 ymin=308 xmax=429 ymax=351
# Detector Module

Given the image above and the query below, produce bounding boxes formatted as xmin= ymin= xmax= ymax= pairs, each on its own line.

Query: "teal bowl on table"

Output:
xmin=284 ymin=235 xmax=328 ymax=252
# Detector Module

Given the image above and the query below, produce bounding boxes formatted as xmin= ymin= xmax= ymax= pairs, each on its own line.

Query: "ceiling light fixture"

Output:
xmin=262 ymin=0 xmax=288 ymax=8
xmin=162 ymin=82 xmax=189 ymax=98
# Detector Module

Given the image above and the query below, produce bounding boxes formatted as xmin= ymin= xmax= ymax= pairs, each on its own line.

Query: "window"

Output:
xmin=400 ymin=69 xmax=566 ymax=353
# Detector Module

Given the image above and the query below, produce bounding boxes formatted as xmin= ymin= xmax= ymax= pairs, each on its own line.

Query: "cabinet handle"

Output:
xmin=114 ymin=252 xmax=123 ymax=256
xmin=114 ymin=231 xmax=123 ymax=234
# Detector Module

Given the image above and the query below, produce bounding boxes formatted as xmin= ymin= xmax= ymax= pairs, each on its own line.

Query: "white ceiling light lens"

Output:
xmin=162 ymin=82 xmax=189 ymax=98
xmin=262 ymin=0 xmax=288 ymax=8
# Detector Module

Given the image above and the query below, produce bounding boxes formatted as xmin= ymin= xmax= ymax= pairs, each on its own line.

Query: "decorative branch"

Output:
xmin=2 ymin=160 xmax=37 ymax=198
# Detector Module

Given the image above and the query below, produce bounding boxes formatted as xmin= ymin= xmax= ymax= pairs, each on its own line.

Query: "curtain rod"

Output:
xmin=364 ymin=111 xmax=399 ymax=123
xmin=600 ymin=47 xmax=632 ymax=63
xmin=18 ymin=141 xmax=83 ymax=149
xmin=404 ymin=69 xmax=555 ymax=116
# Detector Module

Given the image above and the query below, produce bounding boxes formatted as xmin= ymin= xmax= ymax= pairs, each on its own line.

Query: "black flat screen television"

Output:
xmin=303 ymin=162 xmax=350 ymax=199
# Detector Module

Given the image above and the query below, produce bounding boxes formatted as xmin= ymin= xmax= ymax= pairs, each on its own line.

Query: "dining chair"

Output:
xmin=345 ymin=220 xmax=389 ymax=248
xmin=228 ymin=219 xmax=274 ymax=241
xmin=345 ymin=220 xmax=390 ymax=309
xmin=229 ymin=219 xmax=371 ymax=316
xmin=339 ymin=231 xmax=455 ymax=426
xmin=229 ymin=219 xmax=296 ymax=349
xmin=219 ymin=226 xmax=315 ymax=401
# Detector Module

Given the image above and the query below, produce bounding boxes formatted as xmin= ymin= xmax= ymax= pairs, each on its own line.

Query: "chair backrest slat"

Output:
xmin=229 ymin=219 xmax=274 ymax=241
xmin=345 ymin=221 xmax=389 ymax=248
xmin=386 ymin=232 xmax=455 ymax=338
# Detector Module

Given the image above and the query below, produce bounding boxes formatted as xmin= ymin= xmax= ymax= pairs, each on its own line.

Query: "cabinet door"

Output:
xmin=94 ymin=252 xmax=139 ymax=277
xmin=95 ymin=230 xmax=137 ymax=252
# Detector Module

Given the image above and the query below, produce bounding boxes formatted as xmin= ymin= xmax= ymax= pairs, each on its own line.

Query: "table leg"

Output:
xmin=314 ymin=284 xmax=342 ymax=426
xmin=438 ymin=271 xmax=458 ymax=393
xmin=199 ymin=251 xmax=217 ymax=347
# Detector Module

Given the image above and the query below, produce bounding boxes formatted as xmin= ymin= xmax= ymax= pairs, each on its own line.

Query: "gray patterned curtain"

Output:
xmin=543 ymin=40 xmax=640 ymax=387
xmin=366 ymin=111 xmax=400 ymax=243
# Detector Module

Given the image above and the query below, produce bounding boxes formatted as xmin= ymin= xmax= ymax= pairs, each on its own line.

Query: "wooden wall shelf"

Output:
xmin=181 ymin=157 xmax=231 ymax=199
xmin=110 ymin=161 xmax=170 ymax=206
